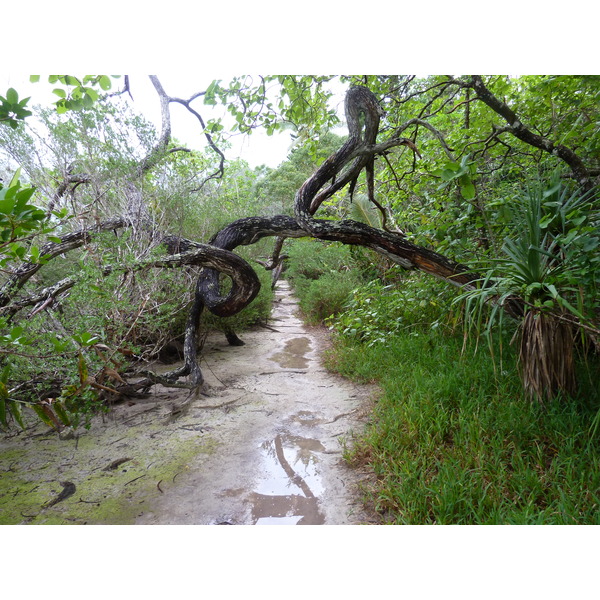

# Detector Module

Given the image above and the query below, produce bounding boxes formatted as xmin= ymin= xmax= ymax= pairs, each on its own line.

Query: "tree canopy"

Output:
xmin=0 ymin=74 xmax=598 ymax=430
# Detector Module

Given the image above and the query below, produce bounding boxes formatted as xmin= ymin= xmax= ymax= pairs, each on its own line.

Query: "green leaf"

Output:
xmin=32 ymin=404 xmax=57 ymax=429
xmin=85 ymin=88 xmax=99 ymax=102
xmin=98 ymin=76 xmax=112 ymax=91
xmin=0 ymin=364 xmax=10 ymax=386
xmin=52 ymin=401 xmax=71 ymax=427
xmin=0 ymin=196 xmax=16 ymax=214
xmin=15 ymin=186 xmax=35 ymax=205
xmin=82 ymin=93 xmax=94 ymax=108
xmin=8 ymin=168 xmax=21 ymax=188
xmin=10 ymin=400 xmax=25 ymax=429
xmin=555 ymin=296 xmax=585 ymax=320
xmin=6 ymin=88 xmax=18 ymax=104
xmin=78 ymin=352 xmax=88 ymax=384
xmin=0 ymin=397 xmax=7 ymax=428
xmin=29 ymin=75 xmax=41 ymax=83
xmin=73 ymin=332 xmax=99 ymax=347
xmin=28 ymin=246 xmax=40 ymax=262
xmin=546 ymin=283 xmax=559 ymax=299
xmin=52 ymin=88 xmax=67 ymax=98
xmin=460 ymin=177 xmax=476 ymax=200
xmin=50 ymin=336 xmax=70 ymax=353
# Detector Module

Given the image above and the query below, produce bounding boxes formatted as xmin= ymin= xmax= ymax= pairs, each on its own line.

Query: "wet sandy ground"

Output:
xmin=137 ymin=280 xmax=375 ymax=525
xmin=0 ymin=280 xmax=376 ymax=525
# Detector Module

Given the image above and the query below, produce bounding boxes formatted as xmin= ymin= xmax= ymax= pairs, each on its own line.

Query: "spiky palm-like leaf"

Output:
xmin=455 ymin=175 xmax=598 ymax=403
xmin=349 ymin=194 xmax=384 ymax=229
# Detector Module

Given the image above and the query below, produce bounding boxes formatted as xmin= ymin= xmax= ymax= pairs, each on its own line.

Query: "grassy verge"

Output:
xmin=285 ymin=239 xmax=369 ymax=324
xmin=283 ymin=243 xmax=600 ymax=524
xmin=326 ymin=332 xmax=600 ymax=524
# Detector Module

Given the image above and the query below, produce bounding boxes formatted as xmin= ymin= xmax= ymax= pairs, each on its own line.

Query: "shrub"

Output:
xmin=330 ymin=272 xmax=462 ymax=346
xmin=285 ymin=239 xmax=368 ymax=323
xmin=298 ymin=271 xmax=363 ymax=324
xmin=455 ymin=175 xmax=600 ymax=402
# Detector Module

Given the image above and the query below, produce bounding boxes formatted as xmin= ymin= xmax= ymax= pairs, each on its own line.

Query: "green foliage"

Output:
xmin=431 ymin=154 xmax=477 ymax=201
xmin=0 ymin=92 xmax=282 ymax=430
xmin=455 ymin=175 xmax=599 ymax=401
xmin=0 ymin=172 xmax=82 ymax=429
xmin=35 ymin=75 xmax=118 ymax=114
xmin=0 ymin=88 xmax=32 ymax=129
xmin=285 ymin=239 xmax=368 ymax=323
xmin=1 ymin=74 xmax=598 ymax=437
xmin=330 ymin=328 xmax=600 ymax=524
xmin=352 ymin=75 xmax=600 ymax=268
xmin=1 ymin=76 xmax=116 ymax=131
xmin=255 ymin=132 xmax=344 ymax=214
xmin=330 ymin=272 xmax=460 ymax=347
xmin=0 ymin=170 xmax=47 ymax=259
xmin=286 ymin=239 xmax=359 ymax=282
xmin=457 ymin=176 xmax=598 ymax=334
xmin=204 ymin=75 xmax=338 ymax=137
xmin=298 ymin=272 xmax=364 ymax=324
xmin=348 ymin=194 xmax=384 ymax=229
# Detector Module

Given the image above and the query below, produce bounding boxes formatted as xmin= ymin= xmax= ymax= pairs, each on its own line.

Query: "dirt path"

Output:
xmin=0 ymin=280 xmax=376 ymax=525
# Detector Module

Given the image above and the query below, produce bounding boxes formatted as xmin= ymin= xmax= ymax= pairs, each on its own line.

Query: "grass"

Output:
xmin=325 ymin=331 xmax=600 ymax=524
xmin=285 ymin=239 xmax=368 ymax=324
xmin=284 ymin=239 xmax=600 ymax=524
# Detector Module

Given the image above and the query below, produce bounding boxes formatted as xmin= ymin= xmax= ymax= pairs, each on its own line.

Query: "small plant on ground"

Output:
xmin=329 ymin=270 xmax=461 ymax=347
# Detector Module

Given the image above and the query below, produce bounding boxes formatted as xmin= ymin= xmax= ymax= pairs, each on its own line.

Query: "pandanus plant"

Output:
xmin=456 ymin=175 xmax=599 ymax=403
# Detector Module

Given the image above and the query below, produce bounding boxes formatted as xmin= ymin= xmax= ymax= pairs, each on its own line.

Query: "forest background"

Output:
xmin=2 ymin=2 xmax=594 ymax=596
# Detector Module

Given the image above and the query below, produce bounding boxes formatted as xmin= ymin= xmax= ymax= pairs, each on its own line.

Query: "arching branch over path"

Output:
xmin=3 ymin=84 xmax=536 ymax=396
xmin=174 ymin=86 xmax=484 ymax=388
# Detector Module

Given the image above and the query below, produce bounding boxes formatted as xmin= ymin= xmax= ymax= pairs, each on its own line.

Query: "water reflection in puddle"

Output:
xmin=269 ymin=337 xmax=312 ymax=369
xmin=249 ymin=434 xmax=326 ymax=525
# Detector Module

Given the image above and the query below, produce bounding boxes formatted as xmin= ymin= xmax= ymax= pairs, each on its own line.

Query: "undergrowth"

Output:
xmin=285 ymin=249 xmax=600 ymax=524
xmin=327 ymin=332 xmax=600 ymax=524
xmin=285 ymin=239 xmax=368 ymax=323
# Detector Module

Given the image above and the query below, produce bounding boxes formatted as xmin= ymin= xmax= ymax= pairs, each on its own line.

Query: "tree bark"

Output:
xmin=457 ymin=76 xmax=596 ymax=193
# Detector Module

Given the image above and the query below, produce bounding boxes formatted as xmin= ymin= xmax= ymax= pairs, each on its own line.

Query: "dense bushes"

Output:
xmin=0 ymin=95 xmax=279 ymax=429
xmin=329 ymin=271 xmax=462 ymax=346
xmin=284 ymin=239 xmax=368 ymax=323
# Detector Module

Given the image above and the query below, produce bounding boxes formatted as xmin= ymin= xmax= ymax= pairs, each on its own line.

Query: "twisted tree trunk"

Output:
xmin=172 ymin=86 xmax=483 ymax=388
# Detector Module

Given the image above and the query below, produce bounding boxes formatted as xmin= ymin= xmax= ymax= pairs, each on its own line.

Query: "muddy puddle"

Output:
xmin=269 ymin=336 xmax=312 ymax=369
xmin=0 ymin=280 xmax=375 ymax=525
xmin=248 ymin=433 xmax=325 ymax=525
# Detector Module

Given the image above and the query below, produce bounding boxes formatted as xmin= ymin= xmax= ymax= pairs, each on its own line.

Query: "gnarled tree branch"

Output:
xmin=450 ymin=76 xmax=596 ymax=192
